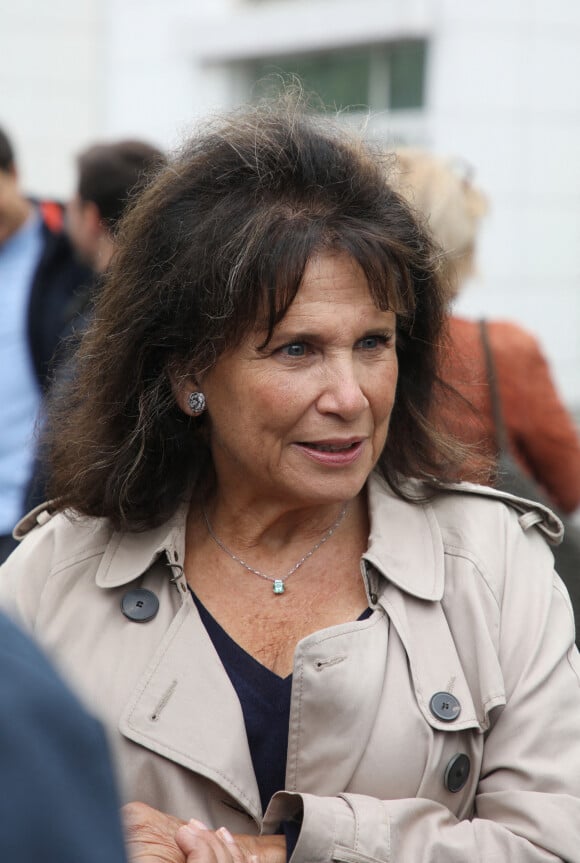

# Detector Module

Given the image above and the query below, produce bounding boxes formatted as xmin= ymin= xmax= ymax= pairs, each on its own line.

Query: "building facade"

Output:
xmin=2 ymin=0 xmax=579 ymax=406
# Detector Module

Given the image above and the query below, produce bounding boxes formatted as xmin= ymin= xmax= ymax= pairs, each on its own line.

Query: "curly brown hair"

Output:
xmin=43 ymin=97 xmax=463 ymax=530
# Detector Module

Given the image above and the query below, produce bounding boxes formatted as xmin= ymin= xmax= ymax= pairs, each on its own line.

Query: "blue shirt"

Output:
xmin=0 ymin=211 xmax=44 ymax=532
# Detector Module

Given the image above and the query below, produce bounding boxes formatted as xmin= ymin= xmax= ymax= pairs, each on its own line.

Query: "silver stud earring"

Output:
xmin=187 ymin=391 xmax=206 ymax=416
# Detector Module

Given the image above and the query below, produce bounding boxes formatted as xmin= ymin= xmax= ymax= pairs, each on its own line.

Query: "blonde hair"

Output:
xmin=391 ymin=147 xmax=488 ymax=294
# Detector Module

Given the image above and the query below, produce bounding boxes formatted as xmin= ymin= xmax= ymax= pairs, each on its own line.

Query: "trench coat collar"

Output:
xmin=95 ymin=503 xmax=188 ymax=589
xmin=94 ymin=475 xmax=445 ymax=602
xmin=364 ymin=473 xmax=445 ymax=601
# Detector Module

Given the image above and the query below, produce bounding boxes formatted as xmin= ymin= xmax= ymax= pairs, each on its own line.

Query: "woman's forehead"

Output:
xmin=252 ymin=255 xmax=393 ymax=341
xmin=288 ymin=251 xmax=392 ymax=312
xmin=242 ymin=246 xmax=402 ymax=349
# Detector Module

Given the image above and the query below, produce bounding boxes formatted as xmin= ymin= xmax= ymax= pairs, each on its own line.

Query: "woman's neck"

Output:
xmin=196 ymin=494 xmax=361 ymax=558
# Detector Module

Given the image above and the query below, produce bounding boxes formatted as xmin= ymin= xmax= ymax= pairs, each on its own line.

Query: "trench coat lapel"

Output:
xmin=95 ymin=510 xmax=261 ymax=817
xmin=364 ymin=474 xmax=506 ymax=731
xmin=118 ymin=596 xmax=262 ymax=820
xmin=286 ymin=611 xmax=390 ymax=795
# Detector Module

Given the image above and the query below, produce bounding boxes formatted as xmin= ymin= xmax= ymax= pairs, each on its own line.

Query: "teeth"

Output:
xmin=310 ymin=443 xmax=354 ymax=452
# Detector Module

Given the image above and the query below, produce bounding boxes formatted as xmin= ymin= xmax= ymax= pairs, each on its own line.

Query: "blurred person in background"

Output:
xmin=0 ymin=125 xmax=92 ymax=563
xmin=67 ymin=138 xmax=165 ymax=278
xmin=392 ymin=147 xmax=580 ymax=517
xmin=21 ymin=138 xmax=166 ymax=518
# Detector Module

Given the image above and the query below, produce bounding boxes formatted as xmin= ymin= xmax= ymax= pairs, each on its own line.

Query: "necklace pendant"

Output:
xmin=203 ymin=502 xmax=348 ymax=595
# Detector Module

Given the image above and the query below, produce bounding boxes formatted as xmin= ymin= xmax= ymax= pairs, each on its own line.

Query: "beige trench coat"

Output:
xmin=1 ymin=473 xmax=580 ymax=863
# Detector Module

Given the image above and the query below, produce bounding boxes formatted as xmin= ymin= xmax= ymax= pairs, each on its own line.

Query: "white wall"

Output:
xmin=0 ymin=0 xmax=104 ymax=198
xmin=430 ymin=0 xmax=580 ymax=407
xmin=3 ymin=0 xmax=579 ymax=406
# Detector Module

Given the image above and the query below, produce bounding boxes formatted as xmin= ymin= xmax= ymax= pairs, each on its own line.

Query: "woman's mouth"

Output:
xmin=307 ymin=442 xmax=357 ymax=452
xmin=295 ymin=439 xmax=365 ymax=465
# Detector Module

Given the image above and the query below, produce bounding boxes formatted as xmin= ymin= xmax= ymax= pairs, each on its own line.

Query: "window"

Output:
xmin=243 ymin=41 xmax=426 ymax=112
xmin=389 ymin=41 xmax=425 ymax=110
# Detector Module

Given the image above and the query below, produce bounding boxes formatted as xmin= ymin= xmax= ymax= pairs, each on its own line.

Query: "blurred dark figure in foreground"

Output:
xmin=0 ymin=126 xmax=92 ymax=562
xmin=393 ymin=147 xmax=580 ymax=516
xmin=0 ymin=606 xmax=128 ymax=861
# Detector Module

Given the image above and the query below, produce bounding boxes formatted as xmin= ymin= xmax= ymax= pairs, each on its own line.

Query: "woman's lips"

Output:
xmin=294 ymin=439 xmax=365 ymax=466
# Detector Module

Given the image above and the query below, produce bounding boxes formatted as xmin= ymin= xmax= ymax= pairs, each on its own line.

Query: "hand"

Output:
xmin=123 ymin=801 xmax=187 ymax=862
xmin=176 ymin=821 xmax=286 ymax=863
xmin=122 ymin=801 xmax=286 ymax=863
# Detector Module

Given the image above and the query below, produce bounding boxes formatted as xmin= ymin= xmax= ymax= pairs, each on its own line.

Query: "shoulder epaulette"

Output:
xmin=430 ymin=480 xmax=563 ymax=545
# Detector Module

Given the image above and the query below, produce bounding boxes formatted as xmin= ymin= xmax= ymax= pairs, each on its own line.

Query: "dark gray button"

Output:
xmin=429 ymin=691 xmax=461 ymax=722
xmin=444 ymin=753 xmax=470 ymax=792
xmin=121 ymin=588 xmax=159 ymax=622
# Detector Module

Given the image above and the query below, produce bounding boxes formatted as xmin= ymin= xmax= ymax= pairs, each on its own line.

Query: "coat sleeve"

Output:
xmin=0 ymin=516 xmax=56 ymax=630
xmin=0 ymin=508 xmax=106 ymax=633
xmin=262 ymin=517 xmax=580 ymax=863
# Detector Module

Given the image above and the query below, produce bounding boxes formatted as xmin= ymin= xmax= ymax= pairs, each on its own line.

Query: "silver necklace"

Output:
xmin=202 ymin=503 xmax=349 ymax=595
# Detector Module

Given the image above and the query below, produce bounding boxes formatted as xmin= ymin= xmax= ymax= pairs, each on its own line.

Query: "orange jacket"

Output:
xmin=435 ymin=316 xmax=580 ymax=514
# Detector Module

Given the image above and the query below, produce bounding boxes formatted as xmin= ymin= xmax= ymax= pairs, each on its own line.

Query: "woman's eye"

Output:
xmin=358 ymin=335 xmax=388 ymax=350
xmin=280 ymin=342 xmax=307 ymax=357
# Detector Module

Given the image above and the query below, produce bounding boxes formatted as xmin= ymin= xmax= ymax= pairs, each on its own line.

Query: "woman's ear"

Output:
xmin=168 ymin=366 xmax=204 ymax=416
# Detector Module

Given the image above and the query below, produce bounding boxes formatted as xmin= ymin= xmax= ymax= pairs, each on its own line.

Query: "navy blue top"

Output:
xmin=192 ymin=590 xmax=372 ymax=812
xmin=193 ymin=590 xmax=293 ymax=812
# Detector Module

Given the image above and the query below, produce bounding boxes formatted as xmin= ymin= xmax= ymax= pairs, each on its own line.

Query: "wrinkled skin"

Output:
xmin=123 ymin=802 xmax=285 ymax=863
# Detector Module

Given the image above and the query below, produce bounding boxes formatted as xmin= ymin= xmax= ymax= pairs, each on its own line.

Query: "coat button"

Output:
xmin=121 ymin=588 xmax=159 ymax=622
xmin=429 ymin=691 xmax=461 ymax=722
xmin=444 ymin=753 xmax=471 ymax=792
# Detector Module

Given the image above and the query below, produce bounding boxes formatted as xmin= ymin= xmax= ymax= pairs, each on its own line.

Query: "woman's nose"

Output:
xmin=315 ymin=359 xmax=369 ymax=418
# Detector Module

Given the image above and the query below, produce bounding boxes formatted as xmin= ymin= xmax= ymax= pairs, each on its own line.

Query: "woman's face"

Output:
xmin=178 ymin=251 xmax=398 ymax=509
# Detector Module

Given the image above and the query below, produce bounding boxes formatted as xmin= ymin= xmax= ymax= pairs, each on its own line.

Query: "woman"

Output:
xmin=392 ymin=146 xmax=580 ymax=515
xmin=1 ymin=102 xmax=580 ymax=863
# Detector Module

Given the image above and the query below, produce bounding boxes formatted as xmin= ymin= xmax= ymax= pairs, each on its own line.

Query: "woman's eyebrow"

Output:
xmin=266 ymin=324 xmax=396 ymax=346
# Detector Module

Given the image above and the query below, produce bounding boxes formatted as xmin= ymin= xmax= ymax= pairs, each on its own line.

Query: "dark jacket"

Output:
xmin=17 ymin=204 xmax=93 ymax=521
xmin=0 ymin=607 xmax=127 ymax=862
xmin=28 ymin=203 xmax=93 ymax=392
